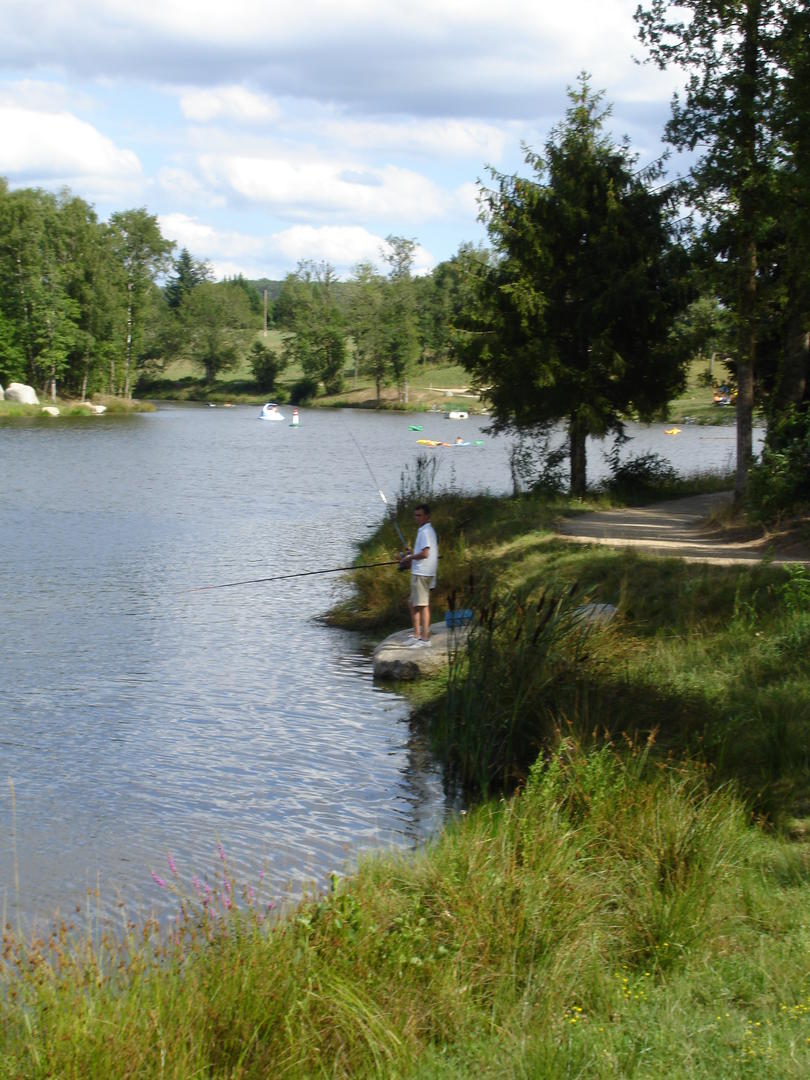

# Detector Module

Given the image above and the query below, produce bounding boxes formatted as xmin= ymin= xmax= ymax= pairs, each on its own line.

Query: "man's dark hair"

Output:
xmin=414 ymin=503 xmax=430 ymax=516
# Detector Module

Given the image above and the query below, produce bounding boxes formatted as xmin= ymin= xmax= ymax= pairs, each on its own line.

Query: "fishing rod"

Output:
xmin=187 ymin=558 xmax=402 ymax=592
xmin=345 ymin=423 xmax=409 ymax=550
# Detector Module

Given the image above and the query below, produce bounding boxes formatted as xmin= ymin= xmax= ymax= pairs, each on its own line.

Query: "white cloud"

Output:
xmin=179 ymin=86 xmax=280 ymax=124
xmin=158 ymin=166 xmax=226 ymax=207
xmin=317 ymin=117 xmax=510 ymax=161
xmin=159 ymin=211 xmax=264 ymax=258
xmin=198 ymin=154 xmax=450 ymax=222
xmin=0 ymin=78 xmax=95 ymax=114
xmin=0 ymin=105 xmax=141 ymax=185
xmin=270 ymin=224 xmax=385 ymax=268
xmin=0 ymin=1 xmax=675 ymax=120
xmin=156 ymin=213 xmax=435 ymax=279
xmin=454 ymin=181 xmax=481 ymax=220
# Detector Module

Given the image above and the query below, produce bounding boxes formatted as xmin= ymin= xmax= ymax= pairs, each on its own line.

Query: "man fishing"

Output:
xmin=399 ymin=503 xmax=438 ymax=647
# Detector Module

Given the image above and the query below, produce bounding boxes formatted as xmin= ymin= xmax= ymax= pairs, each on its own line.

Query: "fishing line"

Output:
xmin=186 ymin=558 xmax=402 ymax=592
xmin=344 ymin=422 xmax=409 ymax=549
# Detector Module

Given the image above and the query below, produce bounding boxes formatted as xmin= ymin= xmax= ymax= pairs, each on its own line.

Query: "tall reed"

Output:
xmin=438 ymin=579 xmax=598 ymax=795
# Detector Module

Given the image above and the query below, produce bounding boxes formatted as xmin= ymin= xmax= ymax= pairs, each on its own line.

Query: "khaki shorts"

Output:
xmin=410 ymin=575 xmax=432 ymax=607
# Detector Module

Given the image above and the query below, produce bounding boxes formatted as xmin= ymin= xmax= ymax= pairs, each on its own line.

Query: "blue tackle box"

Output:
xmin=444 ymin=609 xmax=473 ymax=627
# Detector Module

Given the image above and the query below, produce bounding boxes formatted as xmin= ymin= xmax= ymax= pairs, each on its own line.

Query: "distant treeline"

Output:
xmin=0 ymin=178 xmax=482 ymax=405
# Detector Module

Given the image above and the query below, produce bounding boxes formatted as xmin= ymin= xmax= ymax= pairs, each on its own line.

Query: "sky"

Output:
xmin=0 ymin=0 xmax=685 ymax=282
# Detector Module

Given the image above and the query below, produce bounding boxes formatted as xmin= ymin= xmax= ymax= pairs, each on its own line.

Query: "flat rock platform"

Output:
xmin=372 ymin=622 xmax=472 ymax=681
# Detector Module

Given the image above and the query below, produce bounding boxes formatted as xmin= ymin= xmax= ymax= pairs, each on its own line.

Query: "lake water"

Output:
xmin=0 ymin=405 xmax=759 ymax=929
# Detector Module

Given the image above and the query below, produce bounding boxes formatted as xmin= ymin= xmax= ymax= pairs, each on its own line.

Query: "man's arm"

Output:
xmin=399 ymin=543 xmax=430 ymax=568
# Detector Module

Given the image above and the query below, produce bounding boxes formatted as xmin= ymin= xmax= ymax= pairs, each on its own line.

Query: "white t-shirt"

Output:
xmin=411 ymin=521 xmax=438 ymax=587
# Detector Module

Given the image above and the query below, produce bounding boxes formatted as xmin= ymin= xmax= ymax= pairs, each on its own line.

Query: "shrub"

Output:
xmin=249 ymin=341 xmax=287 ymax=393
xmin=288 ymin=377 xmax=319 ymax=405
xmin=507 ymin=424 xmax=568 ymax=496
xmin=746 ymin=407 xmax=810 ymax=522
xmin=604 ymin=448 xmax=678 ymax=500
xmin=396 ymin=452 xmax=441 ymax=510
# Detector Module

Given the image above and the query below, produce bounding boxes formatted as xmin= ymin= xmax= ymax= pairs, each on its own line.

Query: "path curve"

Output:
xmin=555 ymin=492 xmax=808 ymax=565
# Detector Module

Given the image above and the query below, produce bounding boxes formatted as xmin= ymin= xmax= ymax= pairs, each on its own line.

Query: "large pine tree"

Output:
xmin=462 ymin=77 xmax=687 ymax=496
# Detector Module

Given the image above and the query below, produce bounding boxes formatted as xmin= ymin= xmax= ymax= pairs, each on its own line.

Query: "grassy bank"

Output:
xmin=0 ymin=396 xmax=154 ymax=420
xmin=332 ymin=488 xmax=810 ymax=816
xmin=3 ymin=746 xmax=810 ymax=1077
xmin=3 ymin=487 xmax=809 ymax=1076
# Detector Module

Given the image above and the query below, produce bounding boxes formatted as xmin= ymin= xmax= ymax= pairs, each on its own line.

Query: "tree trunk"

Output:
xmin=733 ymin=0 xmax=761 ymax=511
xmin=734 ymin=239 xmax=756 ymax=510
xmin=569 ymin=413 xmax=587 ymax=498
xmin=124 ymin=279 xmax=134 ymax=400
xmin=772 ymin=308 xmax=809 ymax=415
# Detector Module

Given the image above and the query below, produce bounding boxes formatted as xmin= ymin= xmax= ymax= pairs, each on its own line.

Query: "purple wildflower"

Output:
xmin=151 ymin=871 xmax=167 ymax=888
xmin=167 ymin=852 xmax=178 ymax=877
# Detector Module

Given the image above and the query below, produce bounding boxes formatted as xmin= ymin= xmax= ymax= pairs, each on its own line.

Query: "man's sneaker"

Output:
xmin=411 ymin=638 xmax=431 ymax=648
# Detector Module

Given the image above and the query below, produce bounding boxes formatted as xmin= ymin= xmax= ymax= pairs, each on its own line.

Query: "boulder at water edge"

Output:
xmin=41 ymin=406 xmax=60 ymax=416
xmin=5 ymin=383 xmax=39 ymax=405
xmin=372 ymin=621 xmax=472 ymax=680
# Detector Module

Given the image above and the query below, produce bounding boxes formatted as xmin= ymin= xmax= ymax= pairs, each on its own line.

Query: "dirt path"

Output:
xmin=555 ymin=492 xmax=810 ymax=565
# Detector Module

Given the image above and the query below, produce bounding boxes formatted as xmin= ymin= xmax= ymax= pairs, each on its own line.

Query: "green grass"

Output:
xmin=0 ymin=396 xmax=153 ymax=419
xmin=666 ymin=357 xmax=742 ymax=425
xmin=140 ymin=334 xmax=489 ymax=412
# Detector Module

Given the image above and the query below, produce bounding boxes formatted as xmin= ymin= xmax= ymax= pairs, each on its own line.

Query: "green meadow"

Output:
xmin=142 ymin=345 xmax=731 ymax=422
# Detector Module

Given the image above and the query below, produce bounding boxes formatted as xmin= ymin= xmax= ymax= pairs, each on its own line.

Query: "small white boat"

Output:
xmin=445 ymin=410 xmax=469 ymax=420
xmin=259 ymin=403 xmax=285 ymax=421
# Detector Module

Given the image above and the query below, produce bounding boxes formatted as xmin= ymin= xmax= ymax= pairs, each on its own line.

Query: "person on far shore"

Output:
xmin=399 ymin=503 xmax=438 ymax=647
